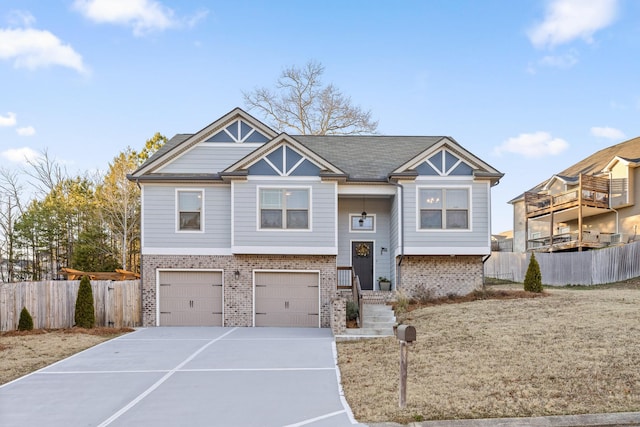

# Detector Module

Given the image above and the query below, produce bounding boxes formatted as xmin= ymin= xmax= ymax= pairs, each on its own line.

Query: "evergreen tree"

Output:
xmin=74 ymin=275 xmax=95 ymax=328
xmin=524 ymin=253 xmax=544 ymax=293
xmin=18 ymin=307 xmax=33 ymax=331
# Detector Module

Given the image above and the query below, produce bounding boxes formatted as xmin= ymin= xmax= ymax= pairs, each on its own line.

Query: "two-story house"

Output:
xmin=129 ymin=108 xmax=503 ymax=328
xmin=510 ymin=136 xmax=640 ymax=252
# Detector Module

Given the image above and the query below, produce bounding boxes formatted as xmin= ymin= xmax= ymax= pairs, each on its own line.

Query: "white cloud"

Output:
xmin=0 ymin=112 xmax=17 ymax=127
xmin=528 ymin=0 xmax=618 ymax=49
xmin=0 ymin=28 xmax=87 ymax=73
xmin=494 ymin=132 xmax=569 ymax=158
xmin=16 ymin=126 xmax=36 ymax=136
xmin=73 ymin=0 xmax=177 ymax=36
xmin=1 ymin=147 xmax=42 ymax=165
xmin=591 ymin=126 xmax=625 ymax=140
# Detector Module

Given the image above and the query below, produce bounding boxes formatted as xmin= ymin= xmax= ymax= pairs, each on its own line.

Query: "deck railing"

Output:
xmin=525 ymin=174 xmax=610 ymax=219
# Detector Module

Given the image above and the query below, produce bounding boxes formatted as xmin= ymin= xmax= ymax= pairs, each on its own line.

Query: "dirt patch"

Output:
xmin=337 ymin=285 xmax=640 ymax=423
xmin=0 ymin=327 xmax=133 ymax=385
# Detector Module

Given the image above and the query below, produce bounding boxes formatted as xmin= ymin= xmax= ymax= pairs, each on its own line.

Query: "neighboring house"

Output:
xmin=510 ymin=136 xmax=640 ymax=253
xmin=491 ymin=230 xmax=513 ymax=252
xmin=128 ymin=108 xmax=503 ymax=328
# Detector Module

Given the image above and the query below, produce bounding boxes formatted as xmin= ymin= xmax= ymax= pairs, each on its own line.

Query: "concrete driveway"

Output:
xmin=0 ymin=327 xmax=365 ymax=427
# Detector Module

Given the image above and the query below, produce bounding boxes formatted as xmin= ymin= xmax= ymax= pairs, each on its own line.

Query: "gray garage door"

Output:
xmin=158 ymin=271 xmax=223 ymax=326
xmin=255 ymin=271 xmax=320 ymax=327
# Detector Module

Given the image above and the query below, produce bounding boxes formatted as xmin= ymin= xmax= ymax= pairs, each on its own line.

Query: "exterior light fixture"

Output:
xmin=234 ymin=270 xmax=240 ymax=280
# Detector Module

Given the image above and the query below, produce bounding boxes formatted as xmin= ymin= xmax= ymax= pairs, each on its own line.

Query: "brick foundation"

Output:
xmin=141 ymin=254 xmax=336 ymax=328
xmin=399 ymin=255 xmax=483 ymax=298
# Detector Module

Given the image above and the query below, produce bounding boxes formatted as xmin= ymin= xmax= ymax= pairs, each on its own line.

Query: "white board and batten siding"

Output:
xmin=142 ymin=185 xmax=231 ymax=253
xmin=254 ymin=271 xmax=320 ymax=328
xmin=157 ymin=270 xmax=223 ymax=326
xmin=232 ymin=180 xmax=337 ymax=254
xmin=402 ymin=180 xmax=491 ymax=255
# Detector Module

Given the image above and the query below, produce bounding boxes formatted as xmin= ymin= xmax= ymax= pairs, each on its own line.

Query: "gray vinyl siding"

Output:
xmin=403 ymin=180 xmax=490 ymax=250
xmin=337 ymin=198 xmax=392 ymax=280
xmin=158 ymin=145 xmax=260 ymax=174
xmin=143 ymin=184 xmax=231 ymax=248
xmin=233 ymin=180 xmax=335 ymax=249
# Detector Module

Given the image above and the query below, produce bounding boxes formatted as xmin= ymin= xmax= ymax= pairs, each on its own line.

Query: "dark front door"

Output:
xmin=352 ymin=241 xmax=374 ymax=290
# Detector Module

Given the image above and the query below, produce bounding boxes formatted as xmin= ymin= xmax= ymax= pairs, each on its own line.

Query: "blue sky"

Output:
xmin=1 ymin=0 xmax=639 ymax=233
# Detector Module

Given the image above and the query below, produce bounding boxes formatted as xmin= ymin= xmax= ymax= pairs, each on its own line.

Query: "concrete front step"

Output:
xmin=341 ymin=303 xmax=396 ymax=338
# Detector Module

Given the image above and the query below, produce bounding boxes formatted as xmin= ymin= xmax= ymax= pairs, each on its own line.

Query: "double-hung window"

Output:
xmin=177 ymin=190 xmax=203 ymax=231
xmin=260 ymin=188 xmax=309 ymax=230
xmin=419 ymin=188 xmax=469 ymax=230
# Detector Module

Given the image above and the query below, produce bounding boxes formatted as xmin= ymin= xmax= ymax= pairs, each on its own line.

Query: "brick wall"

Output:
xmin=399 ymin=255 xmax=483 ymax=298
xmin=141 ymin=254 xmax=336 ymax=327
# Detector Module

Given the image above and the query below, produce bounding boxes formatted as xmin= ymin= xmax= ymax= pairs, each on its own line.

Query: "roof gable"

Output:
xmin=224 ymin=134 xmax=344 ymax=176
xmin=131 ymin=108 xmax=277 ymax=177
xmin=393 ymin=137 xmax=502 ymax=181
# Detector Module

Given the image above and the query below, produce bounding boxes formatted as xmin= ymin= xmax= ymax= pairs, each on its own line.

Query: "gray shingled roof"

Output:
xmin=134 ymin=134 xmax=192 ymax=174
xmin=528 ymin=136 xmax=640 ymax=193
xmin=509 ymin=136 xmax=640 ymax=203
xmin=292 ymin=135 xmax=446 ymax=180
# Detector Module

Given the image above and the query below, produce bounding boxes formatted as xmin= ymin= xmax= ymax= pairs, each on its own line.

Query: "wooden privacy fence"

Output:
xmin=0 ymin=280 xmax=141 ymax=332
xmin=485 ymin=241 xmax=640 ymax=286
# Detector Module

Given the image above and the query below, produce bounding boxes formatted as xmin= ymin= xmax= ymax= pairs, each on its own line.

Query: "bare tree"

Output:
xmin=243 ymin=60 xmax=378 ymax=135
xmin=24 ymin=149 xmax=66 ymax=197
xmin=0 ymin=168 xmax=26 ymax=282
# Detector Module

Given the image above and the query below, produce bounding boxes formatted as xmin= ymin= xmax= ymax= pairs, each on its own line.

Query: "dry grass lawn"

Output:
xmin=337 ymin=284 xmax=640 ymax=424
xmin=0 ymin=328 xmax=132 ymax=385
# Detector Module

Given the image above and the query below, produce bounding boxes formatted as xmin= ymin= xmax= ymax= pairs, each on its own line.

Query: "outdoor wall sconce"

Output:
xmin=234 ymin=270 xmax=240 ymax=280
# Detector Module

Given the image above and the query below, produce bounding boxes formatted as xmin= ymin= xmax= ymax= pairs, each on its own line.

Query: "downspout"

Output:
xmin=482 ymin=253 xmax=492 ymax=291
xmin=134 ymin=176 xmax=143 ymax=326
xmin=388 ymin=178 xmax=405 ymax=290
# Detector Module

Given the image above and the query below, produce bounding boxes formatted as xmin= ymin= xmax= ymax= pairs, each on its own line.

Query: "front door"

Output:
xmin=352 ymin=241 xmax=374 ymax=290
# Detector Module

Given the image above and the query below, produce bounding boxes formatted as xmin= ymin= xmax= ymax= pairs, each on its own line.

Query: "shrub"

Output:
xmin=346 ymin=300 xmax=359 ymax=321
xmin=524 ymin=253 xmax=544 ymax=293
xmin=411 ymin=286 xmax=435 ymax=305
xmin=394 ymin=289 xmax=410 ymax=320
xmin=74 ymin=276 xmax=96 ymax=328
xmin=18 ymin=307 xmax=33 ymax=331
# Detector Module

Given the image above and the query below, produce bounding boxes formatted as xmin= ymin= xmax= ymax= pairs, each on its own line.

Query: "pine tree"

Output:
xmin=524 ymin=253 xmax=544 ymax=293
xmin=74 ymin=276 xmax=95 ymax=328
xmin=18 ymin=307 xmax=34 ymax=331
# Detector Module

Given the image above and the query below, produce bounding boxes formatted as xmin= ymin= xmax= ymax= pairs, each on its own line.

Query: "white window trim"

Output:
xmin=256 ymin=185 xmax=313 ymax=232
xmin=416 ymin=185 xmax=472 ymax=232
xmin=349 ymin=213 xmax=376 ymax=233
xmin=175 ymin=188 xmax=205 ymax=233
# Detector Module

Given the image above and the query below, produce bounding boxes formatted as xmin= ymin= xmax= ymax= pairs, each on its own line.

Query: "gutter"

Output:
xmin=387 ymin=177 xmax=405 ymax=290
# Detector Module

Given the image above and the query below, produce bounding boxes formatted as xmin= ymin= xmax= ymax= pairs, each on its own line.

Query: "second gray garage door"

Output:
xmin=158 ymin=270 xmax=223 ymax=326
xmin=254 ymin=271 xmax=320 ymax=327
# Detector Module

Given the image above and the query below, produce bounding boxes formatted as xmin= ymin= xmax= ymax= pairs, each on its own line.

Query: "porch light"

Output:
xmin=234 ymin=270 xmax=240 ymax=280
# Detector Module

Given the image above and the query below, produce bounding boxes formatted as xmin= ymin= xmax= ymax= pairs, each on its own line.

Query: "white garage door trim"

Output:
xmin=253 ymin=269 xmax=321 ymax=328
xmin=156 ymin=268 xmax=224 ymax=326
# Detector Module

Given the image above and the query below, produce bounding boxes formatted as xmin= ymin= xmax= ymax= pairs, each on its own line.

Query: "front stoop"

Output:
xmin=336 ymin=304 xmax=396 ymax=341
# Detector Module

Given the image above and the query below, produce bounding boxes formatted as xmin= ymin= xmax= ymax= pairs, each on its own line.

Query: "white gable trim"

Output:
xmin=393 ymin=137 xmax=499 ymax=176
xmin=133 ymin=108 xmax=277 ymax=176
xmin=224 ymin=134 xmax=344 ymax=175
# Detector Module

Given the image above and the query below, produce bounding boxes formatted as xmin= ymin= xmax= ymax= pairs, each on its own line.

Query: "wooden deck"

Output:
xmin=525 ymin=174 xmax=610 ymax=219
